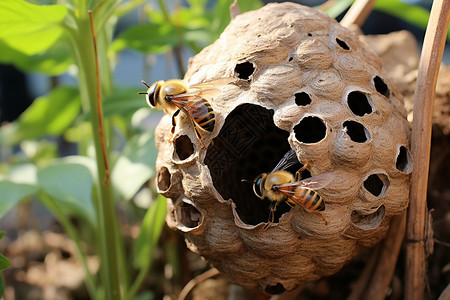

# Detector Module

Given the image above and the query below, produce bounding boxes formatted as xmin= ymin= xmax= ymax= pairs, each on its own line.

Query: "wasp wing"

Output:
xmin=188 ymin=77 xmax=235 ymax=90
xmin=167 ymin=95 xmax=209 ymax=119
xmin=276 ymin=172 xmax=334 ymax=192
xmin=271 ymin=149 xmax=300 ymax=172
xmin=167 ymin=89 xmax=221 ymax=102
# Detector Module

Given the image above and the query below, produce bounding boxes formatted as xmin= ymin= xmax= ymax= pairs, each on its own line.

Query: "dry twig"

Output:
xmin=406 ymin=0 xmax=450 ymax=299
xmin=340 ymin=0 xmax=376 ymax=29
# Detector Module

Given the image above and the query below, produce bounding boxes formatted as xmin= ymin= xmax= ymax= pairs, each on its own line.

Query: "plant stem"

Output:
xmin=405 ymin=0 xmax=450 ymax=299
xmin=72 ymin=8 xmax=122 ymax=300
xmin=38 ymin=192 xmax=98 ymax=299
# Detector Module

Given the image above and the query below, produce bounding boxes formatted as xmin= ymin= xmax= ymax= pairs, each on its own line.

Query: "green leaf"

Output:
xmin=111 ymin=131 xmax=157 ymax=200
xmin=238 ymin=0 xmax=264 ymax=12
xmin=323 ymin=0 xmax=353 ymax=19
xmin=375 ymin=0 xmax=427 ymax=28
xmin=112 ymin=23 xmax=179 ymax=54
xmin=0 ymin=37 xmax=73 ymax=76
xmin=7 ymin=163 xmax=37 ymax=186
xmin=374 ymin=0 xmax=450 ymax=40
xmin=0 ymin=254 xmax=10 ymax=271
xmin=0 ymin=273 xmax=4 ymax=298
xmin=0 ymin=181 xmax=38 ymax=219
xmin=0 ymin=86 xmax=81 ymax=145
xmin=37 ymin=161 xmax=95 ymax=225
xmin=103 ymin=87 xmax=148 ymax=118
xmin=0 ymin=0 xmax=68 ymax=55
xmin=133 ymin=195 xmax=167 ymax=269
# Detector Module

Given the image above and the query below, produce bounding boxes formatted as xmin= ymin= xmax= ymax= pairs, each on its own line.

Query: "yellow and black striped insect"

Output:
xmin=139 ymin=78 xmax=233 ymax=147
xmin=251 ymin=149 xmax=332 ymax=236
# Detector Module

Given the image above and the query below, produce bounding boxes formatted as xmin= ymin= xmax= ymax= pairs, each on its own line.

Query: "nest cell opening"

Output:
xmin=396 ymin=145 xmax=413 ymax=174
xmin=157 ymin=167 xmax=171 ymax=192
xmin=347 ymin=91 xmax=373 ymax=116
xmin=336 ymin=38 xmax=350 ymax=50
xmin=294 ymin=92 xmax=312 ymax=106
xmin=205 ymin=104 xmax=303 ymax=226
xmin=351 ymin=205 xmax=385 ymax=230
xmin=235 ymin=61 xmax=255 ymax=80
xmin=363 ymin=173 xmax=390 ymax=199
xmin=373 ymin=76 xmax=390 ymax=98
xmin=264 ymin=283 xmax=286 ymax=295
xmin=343 ymin=120 xmax=371 ymax=143
xmin=294 ymin=116 xmax=327 ymax=143
xmin=175 ymin=135 xmax=195 ymax=160
xmin=176 ymin=198 xmax=202 ymax=229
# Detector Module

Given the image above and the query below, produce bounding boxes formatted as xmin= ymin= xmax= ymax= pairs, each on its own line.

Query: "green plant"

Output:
xmin=0 ymin=0 xmax=263 ymax=299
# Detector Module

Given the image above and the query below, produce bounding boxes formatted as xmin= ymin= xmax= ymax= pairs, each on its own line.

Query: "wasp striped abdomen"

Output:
xmin=189 ymin=98 xmax=215 ymax=132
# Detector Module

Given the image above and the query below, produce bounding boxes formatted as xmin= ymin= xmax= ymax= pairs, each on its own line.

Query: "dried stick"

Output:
xmin=339 ymin=0 xmax=375 ymax=29
xmin=405 ymin=0 xmax=450 ymax=299
xmin=177 ymin=268 xmax=221 ymax=300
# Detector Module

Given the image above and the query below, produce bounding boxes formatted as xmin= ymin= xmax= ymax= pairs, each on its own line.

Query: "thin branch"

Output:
xmin=405 ymin=0 xmax=450 ymax=299
xmin=177 ymin=268 xmax=221 ymax=300
xmin=89 ymin=10 xmax=110 ymax=185
xmin=340 ymin=0 xmax=376 ymax=29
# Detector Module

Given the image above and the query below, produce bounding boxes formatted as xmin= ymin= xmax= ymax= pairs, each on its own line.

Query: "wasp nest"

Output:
xmin=154 ymin=2 xmax=412 ymax=293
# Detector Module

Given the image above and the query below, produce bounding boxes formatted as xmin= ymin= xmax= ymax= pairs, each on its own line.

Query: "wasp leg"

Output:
xmin=257 ymin=202 xmax=278 ymax=238
xmin=295 ymin=160 xmax=311 ymax=181
xmin=168 ymin=109 xmax=181 ymax=142
xmin=193 ymin=126 xmax=207 ymax=149
xmin=316 ymin=211 xmax=328 ymax=225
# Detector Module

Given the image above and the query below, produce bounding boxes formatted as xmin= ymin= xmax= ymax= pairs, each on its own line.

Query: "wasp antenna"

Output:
xmin=241 ymin=179 xmax=252 ymax=183
xmin=141 ymin=80 xmax=151 ymax=88
xmin=137 ymin=92 xmax=147 ymax=95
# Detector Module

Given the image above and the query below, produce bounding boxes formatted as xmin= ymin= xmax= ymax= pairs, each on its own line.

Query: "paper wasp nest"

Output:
xmin=154 ymin=2 xmax=412 ymax=293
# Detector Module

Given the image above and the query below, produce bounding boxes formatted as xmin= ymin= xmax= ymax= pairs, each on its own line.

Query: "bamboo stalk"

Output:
xmin=340 ymin=0 xmax=376 ymax=29
xmin=405 ymin=1 xmax=450 ymax=299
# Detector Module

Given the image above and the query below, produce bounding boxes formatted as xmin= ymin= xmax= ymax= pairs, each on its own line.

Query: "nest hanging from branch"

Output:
xmin=153 ymin=2 xmax=412 ymax=294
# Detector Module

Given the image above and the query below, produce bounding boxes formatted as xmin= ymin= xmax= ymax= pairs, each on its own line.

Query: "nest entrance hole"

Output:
xmin=175 ymin=135 xmax=194 ymax=160
xmin=396 ymin=145 xmax=413 ymax=173
xmin=373 ymin=76 xmax=390 ymax=98
xmin=294 ymin=116 xmax=327 ymax=143
xmin=347 ymin=91 xmax=372 ymax=116
xmin=205 ymin=104 xmax=304 ymax=226
xmin=176 ymin=198 xmax=202 ymax=229
xmin=264 ymin=283 xmax=286 ymax=295
xmin=235 ymin=61 xmax=255 ymax=80
xmin=157 ymin=167 xmax=171 ymax=192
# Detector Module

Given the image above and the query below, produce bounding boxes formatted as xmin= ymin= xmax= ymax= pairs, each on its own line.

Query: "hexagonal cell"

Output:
xmin=294 ymin=116 xmax=327 ymax=143
xmin=175 ymin=135 xmax=194 ymax=160
xmin=363 ymin=173 xmax=390 ymax=200
xmin=373 ymin=75 xmax=390 ymax=98
xmin=343 ymin=120 xmax=371 ymax=143
xmin=347 ymin=91 xmax=373 ymax=116
xmin=351 ymin=205 xmax=385 ymax=230
xmin=157 ymin=166 xmax=171 ymax=192
xmin=205 ymin=104 xmax=294 ymax=226
xmin=395 ymin=145 xmax=413 ymax=174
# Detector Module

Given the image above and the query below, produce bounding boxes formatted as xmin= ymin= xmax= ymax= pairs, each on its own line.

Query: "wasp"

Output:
xmin=139 ymin=78 xmax=233 ymax=147
xmin=250 ymin=149 xmax=332 ymax=237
